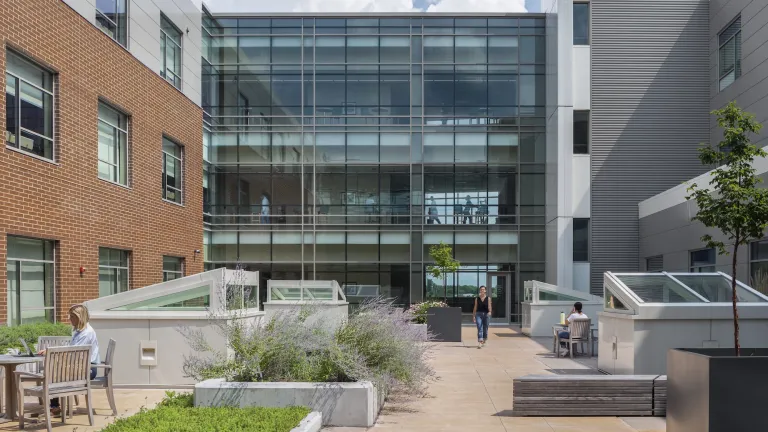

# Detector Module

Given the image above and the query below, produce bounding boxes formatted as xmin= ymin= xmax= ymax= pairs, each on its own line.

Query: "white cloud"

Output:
xmin=203 ymin=0 xmax=527 ymax=13
xmin=426 ymin=0 xmax=526 ymax=12
xmin=290 ymin=0 xmax=416 ymax=12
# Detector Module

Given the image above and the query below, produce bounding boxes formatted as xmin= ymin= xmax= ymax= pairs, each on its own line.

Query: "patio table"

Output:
xmin=552 ymin=324 xmax=597 ymax=355
xmin=0 ymin=355 xmax=43 ymax=422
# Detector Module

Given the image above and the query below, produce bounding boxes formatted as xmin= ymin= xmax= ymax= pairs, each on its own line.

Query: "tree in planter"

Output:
xmin=426 ymin=241 xmax=460 ymax=303
xmin=686 ymin=101 xmax=768 ymax=356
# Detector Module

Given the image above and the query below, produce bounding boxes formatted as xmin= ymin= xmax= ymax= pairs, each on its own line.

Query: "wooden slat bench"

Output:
xmin=513 ymin=374 xmax=667 ymax=417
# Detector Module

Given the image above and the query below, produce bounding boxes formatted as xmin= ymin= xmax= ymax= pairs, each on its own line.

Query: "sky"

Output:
xmin=201 ymin=0 xmax=532 ymax=14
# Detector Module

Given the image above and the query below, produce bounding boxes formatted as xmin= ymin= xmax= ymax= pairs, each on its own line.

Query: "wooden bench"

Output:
xmin=513 ymin=374 xmax=667 ymax=417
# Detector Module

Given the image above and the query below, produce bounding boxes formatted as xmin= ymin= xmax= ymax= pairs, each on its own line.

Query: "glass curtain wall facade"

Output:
xmin=201 ymin=14 xmax=546 ymax=322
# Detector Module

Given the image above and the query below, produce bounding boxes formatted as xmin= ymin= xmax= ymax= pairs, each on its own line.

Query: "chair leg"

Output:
xmin=107 ymin=385 xmax=118 ymax=416
xmin=86 ymin=391 xmax=94 ymax=426
xmin=18 ymin=387 xmax=25 ymax=429
xmin=61 ymin=398 xmax=66 ymax=424
xmin=569 ymin=340 xmax=574 ymax=359
xmin=74 ymin=395 xmax=80 ymax=406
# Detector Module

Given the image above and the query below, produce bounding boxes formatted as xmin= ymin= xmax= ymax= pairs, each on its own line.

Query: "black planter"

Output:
xmin=667 ymin=348 xmax=768 ymax=432
xmin=426 ymin=307 xmax=462 ymax=342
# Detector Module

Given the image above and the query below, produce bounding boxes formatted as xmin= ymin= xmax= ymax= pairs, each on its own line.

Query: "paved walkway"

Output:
xmin=0 ymin=388 xmax=169 ymax=431
xmin=326 ymin=326 xmax=666 ymax=432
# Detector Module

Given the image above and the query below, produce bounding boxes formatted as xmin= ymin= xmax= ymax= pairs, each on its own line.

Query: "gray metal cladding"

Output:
xmin=590 ymin=0 xmax=711 ymax=294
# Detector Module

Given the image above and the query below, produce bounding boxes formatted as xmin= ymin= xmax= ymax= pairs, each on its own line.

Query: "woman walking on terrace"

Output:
xmin=473 ymin=286 xmax=492 ymax=348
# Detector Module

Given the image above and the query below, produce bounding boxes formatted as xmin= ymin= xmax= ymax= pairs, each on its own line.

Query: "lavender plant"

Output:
xmin=181 ymin=285 xmax=435 ymax=395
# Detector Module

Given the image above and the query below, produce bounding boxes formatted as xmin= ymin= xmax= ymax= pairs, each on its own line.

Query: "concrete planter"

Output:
xmin=291 ymin=412 xmax=322 ymax=432
xmin=194 ymin=379 xmax=385 ymax=427
xmin=667 ymin=348 xmax=768 ymax=432
xmin=427 ymin=307 xmax=462 ymax=342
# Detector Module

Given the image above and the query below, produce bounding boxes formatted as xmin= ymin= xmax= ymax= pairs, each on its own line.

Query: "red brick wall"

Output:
xmin=0 ymin=0 xmax=204 ymax=323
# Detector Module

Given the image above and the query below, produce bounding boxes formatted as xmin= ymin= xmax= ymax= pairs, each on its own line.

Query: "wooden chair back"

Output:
xmin=43 ymin=345 xmax=91 ymax=390
xmin=104 ymin=339 xmax=116 ymax=366
xmin=569 ymin=318 xmax=591 ymax=340
xmin=37 ymin=336 xmax=72 ymax=351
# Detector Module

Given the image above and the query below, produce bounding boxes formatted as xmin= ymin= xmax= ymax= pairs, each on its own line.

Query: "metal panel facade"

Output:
xmin=590 ymin=0 xmax=710 ymax=294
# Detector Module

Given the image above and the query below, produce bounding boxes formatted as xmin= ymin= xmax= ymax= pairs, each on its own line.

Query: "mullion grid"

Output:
xmin=206 ymin=17 xmax=542 ymax=306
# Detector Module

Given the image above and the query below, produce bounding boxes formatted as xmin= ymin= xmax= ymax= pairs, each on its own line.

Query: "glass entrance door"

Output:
xmin=487 ymin=272 xmax=511 ymax=323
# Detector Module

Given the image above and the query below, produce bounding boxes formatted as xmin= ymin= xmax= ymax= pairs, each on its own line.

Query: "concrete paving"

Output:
xmin=0 ymin=388 xmax=171 ymax=431
xmin=325 ymin=326 xmax=666 ymax=432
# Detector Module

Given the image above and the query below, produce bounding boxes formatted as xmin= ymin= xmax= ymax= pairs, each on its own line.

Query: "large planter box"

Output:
xmin=667 ymin=348 xmax=768 ymax=432
xmin=195 ymin=379 xmax=385 ymax=427
xmin=427 ymin=307 xmax=462 ymax=342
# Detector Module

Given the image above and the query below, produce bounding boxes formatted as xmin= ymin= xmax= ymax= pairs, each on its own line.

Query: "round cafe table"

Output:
xmin=0 ymin=355 xmax=43 ymax=421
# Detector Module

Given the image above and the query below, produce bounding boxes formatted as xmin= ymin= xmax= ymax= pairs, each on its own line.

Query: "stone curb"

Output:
xmin=291 ymin=411 xmax=322 ymax=432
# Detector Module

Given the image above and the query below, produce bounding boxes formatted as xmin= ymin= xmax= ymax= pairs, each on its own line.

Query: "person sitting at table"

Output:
xmin=558 ymin=302 xmax=587 ymax=357
xmin=37 ymin=304 xmax=99 ymax=415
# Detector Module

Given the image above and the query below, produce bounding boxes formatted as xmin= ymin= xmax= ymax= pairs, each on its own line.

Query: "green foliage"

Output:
xmin=408 ymin=301 xmax=448 ymax=324
xmin=0 ymin=322 xmax=71 ymax=353
xmin=426 ymin=242 xmax=460 ymax=280
xmin=686 ymin=102 xmax=768 ymax=256
xmin=102 ymin=392 xmax=309 ymax=432
xmin=184 ymin=299 xmax=434 ymax=395
xmin=157 ymin=391 xmax=194 ymax=408
xmin=686 ymin=101 xmax=768 ymax=354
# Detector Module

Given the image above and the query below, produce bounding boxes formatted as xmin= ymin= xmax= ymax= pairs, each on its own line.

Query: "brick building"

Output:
xmin=1 ymin=0 xmax=203 ymax=324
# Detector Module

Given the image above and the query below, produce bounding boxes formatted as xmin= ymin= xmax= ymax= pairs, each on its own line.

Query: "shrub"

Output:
xmin=408 ymin=301 xmax=449 ymax=324
xmin=182 ymin=298 xmax=435 ymax=396
xmin=102 ymin=391 xmax=309 ymax=432
xmin=0 ymin=322 xmax=71 ymax=353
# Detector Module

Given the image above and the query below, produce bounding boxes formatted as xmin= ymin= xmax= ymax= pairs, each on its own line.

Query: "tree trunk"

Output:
xmin=732 ymin=244 xmax=741 ymax=357
xmin=443 ymin=277 xmax=447 ymax=303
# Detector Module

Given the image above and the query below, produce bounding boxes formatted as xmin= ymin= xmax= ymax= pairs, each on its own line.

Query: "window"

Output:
xmin=690 ymin=248 xmax=716 ymax=272
xmin=573 ymin=218 xmax=589 ymax=262
xmin=95 ymin=0 xmax=128 ymax=47
xmin=163 ymin=256 xmax=184 ymax=281
xmin=6 ymin=236 xmax=55 ymax=326
xmin=646 ymin=255 xmax=663 ymax=273
xmin=163 ymin=137 xmax=183 ymax=203
xmin=99 ymin=247 xmax=129 ymax=297
xmin=573 ymin=110 xmax=589 ymax=154
xmin=719 ymin=16 xmax=741 ymax=91
xmin=750 ymin=240 xmax=768 ymax=287
xmin=573 ymin=3 xmax=590 ymax=45
xmin=5 ymin=51 xmax=54 ymax=160
xmin=160 ymin=15 xmax=182 ymax=89
xmin=98 ymin=102 xmax=128 ymax=185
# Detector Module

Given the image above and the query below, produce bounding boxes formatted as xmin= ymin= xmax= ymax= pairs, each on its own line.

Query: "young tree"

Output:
xmin=686 ymin=101 xmax=768 ymax=356
xmin=427 ymin=241 xmax=460 ymax=302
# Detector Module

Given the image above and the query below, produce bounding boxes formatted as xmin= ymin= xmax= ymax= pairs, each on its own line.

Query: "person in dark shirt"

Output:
xmin=472 ymin=286 xmax=492 ymax=348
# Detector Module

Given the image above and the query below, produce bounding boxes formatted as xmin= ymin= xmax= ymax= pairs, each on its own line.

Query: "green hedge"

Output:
xmin=102 ymin=392 xmax=310 ymax=432
xmin=0 ymin=322 xmax=71 ymax=353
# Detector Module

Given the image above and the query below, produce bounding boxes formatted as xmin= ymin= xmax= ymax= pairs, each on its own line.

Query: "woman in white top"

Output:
xmin=39 ymin=304 xmax=100 ymax=414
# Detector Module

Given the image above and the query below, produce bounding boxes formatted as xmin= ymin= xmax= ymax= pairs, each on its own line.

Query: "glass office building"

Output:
xmin=201 ymin=13 xmax=546 ymax=323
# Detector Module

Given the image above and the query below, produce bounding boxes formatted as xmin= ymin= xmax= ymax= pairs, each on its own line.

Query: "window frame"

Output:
xmin=573 ymin=2 xmax=591 ymax=46
xmin=5 ymin=51 xmax=56 ymax=162
xmin=6 ymin=235 xmax=56 ymax=326
xmin=573 ymin=110 xmax=590 ymax=154
xmin=718 ymin=16 xmax=742 ymax=91
xmin=98 ymin=247 xmax=130 ymax=297
xmin=573 ymin=217 xmax=590 ymax=262
xmin=95 ymin=0 xmax=129 ymax=47
xmin=97 ymin=101 xmax=129 ymax=186
xmin=749 ymin=239 xmax=768 ymax=285
xmin=162 ymin=136 xmax=184 ymax=204
xmin=162 ymin=256 xmax=185 ymax=281
xmin=689 ymin=248 xmax=716 ymax=273
xmin=160 ymin=14 xmax=183 ymax=89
